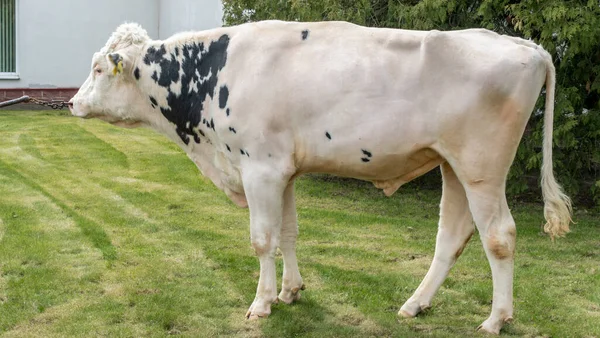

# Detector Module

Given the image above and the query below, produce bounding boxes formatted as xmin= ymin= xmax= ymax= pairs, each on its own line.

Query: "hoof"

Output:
xmin=398 ymin=300 xmax=429 ymax=318
xmin=245 ymin=297 xmax=278 ymax=319
xmin=247 ymin=313 xmax=268 ymax=320
xmin=476 ymin=324 xmax=499 ymax=335
xmin=398 ymin=309 xmax=416 ymax=318
xmin=279 ymin=284 xmax=305 ymax=304
xmin=278 ymin=294 xmax=300 ymax=304
xmin=476 ymin=322 xmax=501 ymax=335
xmin=245 ymin=310 xmax=269 ymax=320
xmin=476 ymin=315 xmax=512 ymax=335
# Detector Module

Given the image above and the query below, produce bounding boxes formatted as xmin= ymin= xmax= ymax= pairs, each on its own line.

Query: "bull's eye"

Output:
xmin=95 ymin=68 xmax=102 ymax=75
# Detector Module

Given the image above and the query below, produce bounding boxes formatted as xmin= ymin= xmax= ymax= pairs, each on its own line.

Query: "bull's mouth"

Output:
xmin=68 ymin=102 xmax=94 ymax=119
xmin=68 ymin=104 xmax=143 ymax=128
xmin=72 ymin=111 xmax=114 ymax=122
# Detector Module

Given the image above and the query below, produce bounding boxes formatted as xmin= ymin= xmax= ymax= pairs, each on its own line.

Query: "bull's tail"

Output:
xmin=540 ymin=49 xmax=572 ymax=239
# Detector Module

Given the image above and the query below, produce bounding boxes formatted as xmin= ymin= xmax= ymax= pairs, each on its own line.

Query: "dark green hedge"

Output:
xmin=222 ymin=0 xmax=600 ymax=207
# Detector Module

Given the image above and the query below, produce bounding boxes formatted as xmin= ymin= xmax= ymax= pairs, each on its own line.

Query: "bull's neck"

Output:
xmin=139 ymin=33 xmax=231 ymax=146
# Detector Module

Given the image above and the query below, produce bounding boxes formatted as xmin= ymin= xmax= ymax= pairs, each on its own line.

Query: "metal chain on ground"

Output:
xmin=28 ymin=97 xmax=71 ymax=110
xmin=0 ymin=96 xmax=71 ymax=110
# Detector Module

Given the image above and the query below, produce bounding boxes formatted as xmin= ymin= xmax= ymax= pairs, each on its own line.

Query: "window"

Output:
xmin=0 ymin=0 xmax=17 ymax=78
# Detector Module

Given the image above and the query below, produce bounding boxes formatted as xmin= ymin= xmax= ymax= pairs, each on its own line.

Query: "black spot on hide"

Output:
xmin=361 ymin=149 xmax=372 ymax=163
xmin=142 ymin=35 xmax=230 ymax=144
xmin=219 ymin=86 xmax=229 ymax=109
xmin=226 ymin=144 xmax=231 ymax=152
xmin=177 ymin=129 xmax=190 ymax=145
xmin=302 ymin=30 xmax=309 ymax=40
xmin=226 ymin=108 xmax=230 ymax=116
xmin=325 ymin=131 xmax=331 ymax=140
xmin=144 ymin=44 xmax=180 ymax=87
xmin=229 ymin=127 xmax=236 ymax=134
xmin=134 ymin=67 xmax=140 ymax=80
xmin=149 ymin=96 xmax=158 ymax=106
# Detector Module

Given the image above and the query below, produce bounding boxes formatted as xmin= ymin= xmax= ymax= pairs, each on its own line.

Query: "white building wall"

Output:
xmin=1 ymin=0 xmax=223 ymax=89
xmin=158 ymin=0 xmax=223 ymax=39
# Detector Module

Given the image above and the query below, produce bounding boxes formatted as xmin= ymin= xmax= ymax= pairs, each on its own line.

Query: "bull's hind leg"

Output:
xmin=463 ymin=181 xmax=516 ymax=334
xmin=242 ymin=168 xmax=290 ymax=319
xmin=399 ymin=162 xmax=474 ymax=317
xmin=278 ymin=182 xmax=305 ymax=304
xmin=445 ymin=96 xmax=534 ymax=333
xmin=443 ymin=133 xmax=521 ymax=333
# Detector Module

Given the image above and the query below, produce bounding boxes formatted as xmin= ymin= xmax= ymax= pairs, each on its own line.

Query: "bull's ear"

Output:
xmin=108 ymin=53 xmax=124 ymax=75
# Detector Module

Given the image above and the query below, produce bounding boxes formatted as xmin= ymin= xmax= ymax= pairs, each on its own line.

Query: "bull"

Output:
xmin=69 ymin=21 xmax=572 ymax=334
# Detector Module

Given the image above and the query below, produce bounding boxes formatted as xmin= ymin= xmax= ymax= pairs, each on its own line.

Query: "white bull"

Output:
xmin=69 ymin=20 xmax=572 ymax=334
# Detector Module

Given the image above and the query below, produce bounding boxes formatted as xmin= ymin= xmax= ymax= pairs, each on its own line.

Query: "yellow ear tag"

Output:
xmin=113 ymin=61 xmax=123 ymax=75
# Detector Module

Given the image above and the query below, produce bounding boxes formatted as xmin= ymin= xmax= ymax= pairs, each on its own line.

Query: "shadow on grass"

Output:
xmin=174 ymin=227 xmax=350 ymax=336
xmin=307 ymin=262 xmax=438 ymax=336
xmin=262 ymin=297 xmax=353 ymax=337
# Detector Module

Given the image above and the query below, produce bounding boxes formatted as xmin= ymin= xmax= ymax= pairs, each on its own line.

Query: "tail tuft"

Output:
xmin=539 ymin=47 xmax=573 ymax=240
xmin=541 ymin=173 xmax=572 ymax=239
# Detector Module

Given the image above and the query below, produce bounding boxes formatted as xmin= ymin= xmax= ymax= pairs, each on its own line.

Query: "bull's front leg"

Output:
xmin=278 ymin=182 xmax=304 ymax=304
xmin=242 ymin=168 xmax=289 ymax=319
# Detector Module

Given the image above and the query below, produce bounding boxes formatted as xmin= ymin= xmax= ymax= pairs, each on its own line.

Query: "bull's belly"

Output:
xmin=299 ymin=147 xmax=444 ymax=196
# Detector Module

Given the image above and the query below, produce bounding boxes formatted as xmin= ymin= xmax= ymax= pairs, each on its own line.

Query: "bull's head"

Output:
xmin=69 ymin=23 xmax=149 ymax=127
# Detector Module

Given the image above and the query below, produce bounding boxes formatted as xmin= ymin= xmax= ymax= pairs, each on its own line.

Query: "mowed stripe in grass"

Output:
xmin=0 ymin=112 xmax=246 ymax=336
xmin=0 ymin=111 xmax=598 ymax=337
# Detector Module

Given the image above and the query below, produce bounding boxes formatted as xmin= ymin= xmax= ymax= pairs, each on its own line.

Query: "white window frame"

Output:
xmin=0 ymin=0 xmax=18 ymax=80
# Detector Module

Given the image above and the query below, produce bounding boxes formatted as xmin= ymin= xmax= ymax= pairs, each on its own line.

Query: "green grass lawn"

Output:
xmin=0 ymin=110 xmax=598 ymax=337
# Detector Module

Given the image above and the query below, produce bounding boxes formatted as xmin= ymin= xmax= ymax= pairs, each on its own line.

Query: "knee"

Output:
xmin=487 ymin=225 xmax=516 ymax=260
xmin=251 ymin=231 xmax=277 ymax=256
